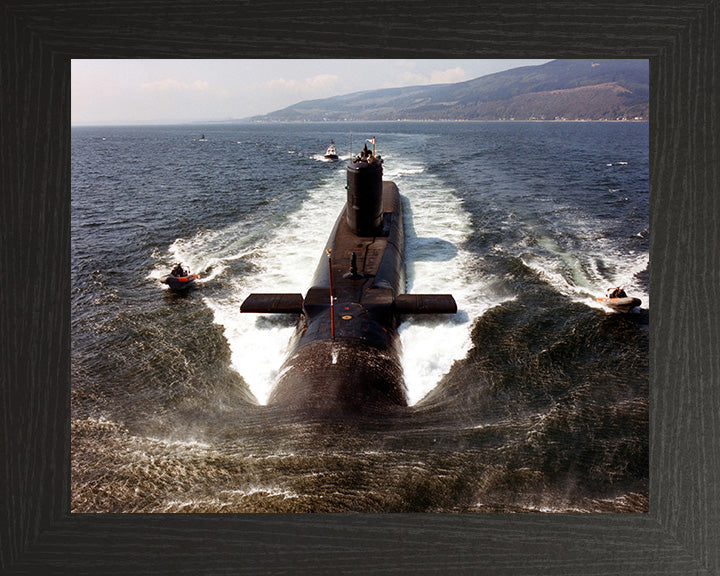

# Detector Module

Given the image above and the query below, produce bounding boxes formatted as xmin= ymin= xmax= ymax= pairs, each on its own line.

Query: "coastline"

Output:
xmin=72 ymin=118 xmax=649 ymax=129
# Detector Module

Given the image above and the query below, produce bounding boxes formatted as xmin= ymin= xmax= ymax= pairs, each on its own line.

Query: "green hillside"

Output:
xmin=249 ymin=59 xmax=648 ymax=122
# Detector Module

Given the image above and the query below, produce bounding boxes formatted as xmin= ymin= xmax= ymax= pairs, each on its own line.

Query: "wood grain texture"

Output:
xmin=1 ymin=0 xmax=718 ymax=574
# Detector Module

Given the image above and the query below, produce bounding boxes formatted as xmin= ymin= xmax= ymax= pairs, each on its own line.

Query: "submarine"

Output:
xmin=240 ymin=142 xmax=457 ymax=412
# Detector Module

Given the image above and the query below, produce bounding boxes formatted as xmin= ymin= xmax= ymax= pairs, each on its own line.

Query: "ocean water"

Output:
xmin=71 ymin=121 xmax=649 ymax=512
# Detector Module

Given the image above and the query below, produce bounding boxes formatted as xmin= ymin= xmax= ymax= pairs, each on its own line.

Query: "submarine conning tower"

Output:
xmin=346 ymin=144 xmax=384 ymax=236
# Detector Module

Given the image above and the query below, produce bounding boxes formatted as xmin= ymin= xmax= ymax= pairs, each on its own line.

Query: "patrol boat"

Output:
xmin=324 ymin=141 xmax=339 ymax=160
xmin=162 ymin=264 xmax=198 ymax=292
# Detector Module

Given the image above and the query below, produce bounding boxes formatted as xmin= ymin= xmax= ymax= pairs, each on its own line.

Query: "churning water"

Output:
xmin=72 ymin=121 xmax=648 ymax=512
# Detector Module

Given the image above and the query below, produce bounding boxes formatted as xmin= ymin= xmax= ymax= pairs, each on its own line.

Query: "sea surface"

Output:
xmin=71 ymin=121 xmax=649 ymax=512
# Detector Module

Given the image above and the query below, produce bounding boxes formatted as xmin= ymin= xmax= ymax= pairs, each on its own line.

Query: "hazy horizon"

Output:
xmin=71 ymin=59 xmax=553 ymax=127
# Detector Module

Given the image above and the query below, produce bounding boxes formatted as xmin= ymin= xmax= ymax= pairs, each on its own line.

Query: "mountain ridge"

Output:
xmin=248 ymin=59 xmax=649 ymax=122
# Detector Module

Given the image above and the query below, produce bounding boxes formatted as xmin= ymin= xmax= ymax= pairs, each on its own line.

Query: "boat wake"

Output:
xmin=151 ymin=147 xmax=504 ymax=406
xmin=384 ymin=151 xmax=511 ymax=405
xmin=519 ymin=227 xmax=649 ymax=311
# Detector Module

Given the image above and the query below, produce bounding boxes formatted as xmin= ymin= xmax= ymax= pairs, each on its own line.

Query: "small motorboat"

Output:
xmin=324 ymin=141 xmax=339 ymax=160
xmin=597 ymin=287 xmax=641 ymax=312
xmin=162 ymin=263 xmax=199 ymax=292
xmin=597 ymin=296 xmax=642 ymax=313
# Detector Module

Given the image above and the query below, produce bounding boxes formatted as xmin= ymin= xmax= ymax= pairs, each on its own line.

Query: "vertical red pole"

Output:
xmin=326 ymin=249 xmax=335 ymax=340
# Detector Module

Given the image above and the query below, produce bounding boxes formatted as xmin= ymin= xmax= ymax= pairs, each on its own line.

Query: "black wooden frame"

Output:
xmin=2 ymin=1 xmax=718 ymax=574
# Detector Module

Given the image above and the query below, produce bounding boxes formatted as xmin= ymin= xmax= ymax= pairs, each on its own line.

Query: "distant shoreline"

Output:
xmin=72 ymin=118 xmax=649 ymax=129
xmin=245 ymin=118 xmax=649 ymax=124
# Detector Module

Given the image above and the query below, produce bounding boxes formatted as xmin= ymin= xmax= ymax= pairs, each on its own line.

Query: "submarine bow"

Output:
xmin=241 ymin=143 xmax=456 ymax=412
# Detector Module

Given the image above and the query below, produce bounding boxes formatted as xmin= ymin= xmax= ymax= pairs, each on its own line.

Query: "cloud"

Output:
xmin=262 ymin=73 xmax=340 ymax=93
xmin=393 ymin=71 xmax=428 ymax=86
xmin=384 ymin=67 xmax=467 ymax=89
xmin=140 ymin=78 xmax=211 ymax=93
xmin=430 ymin=67 xmax=467 ymax=84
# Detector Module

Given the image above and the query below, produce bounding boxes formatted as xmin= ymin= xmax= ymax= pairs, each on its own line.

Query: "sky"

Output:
xmin=71 ymin=59 xmax=553 ymax=126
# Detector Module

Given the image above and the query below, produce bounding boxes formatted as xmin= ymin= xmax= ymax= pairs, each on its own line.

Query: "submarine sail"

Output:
xmin=240 ymin=142 xmax=456 ymax=412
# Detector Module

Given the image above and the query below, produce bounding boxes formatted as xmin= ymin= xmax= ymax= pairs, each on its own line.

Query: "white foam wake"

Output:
xmin=153 ymin=147 xmax=505 ymax=406
xmin=202 ymin=179 xmax=346 ymax=404
xmin=388 ymin=152 xmax=509 ymax=406
xmin=520 ymin=220 xmax=649 ymax=311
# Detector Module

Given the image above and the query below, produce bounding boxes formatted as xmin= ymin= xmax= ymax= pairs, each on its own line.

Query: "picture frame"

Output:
xmin=2 ymin=0 xmax=717 ymax=573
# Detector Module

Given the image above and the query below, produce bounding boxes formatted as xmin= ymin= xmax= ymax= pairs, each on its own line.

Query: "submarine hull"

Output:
xmin=241 ymin=152 xmax=456 ymax=413
xmin=269 ymin=181 xmax=407 ymax=411
xmin=270 ymin=340 xmax=406 ymax=413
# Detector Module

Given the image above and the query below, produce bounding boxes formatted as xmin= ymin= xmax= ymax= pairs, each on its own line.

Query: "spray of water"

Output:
xmin=153 ymin=147 xmax=506 ymax=405
xmin=520 ymin=219 xmax=649 ymax=311
xmin=385 ymin=160 xmax=505 ymax=405
xmin=201 ymin=179 xmax=346 ymax=404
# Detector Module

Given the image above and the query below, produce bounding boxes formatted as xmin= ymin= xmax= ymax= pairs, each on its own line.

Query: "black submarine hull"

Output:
xmin=241 ymin=149 xmax=455 ymax=413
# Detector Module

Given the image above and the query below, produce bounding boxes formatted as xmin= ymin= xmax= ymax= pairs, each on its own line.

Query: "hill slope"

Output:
xmin=249 ymin=59 xmax=648 ymax=122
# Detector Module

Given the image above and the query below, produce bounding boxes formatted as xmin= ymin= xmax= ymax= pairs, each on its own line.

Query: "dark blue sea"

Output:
xmin=71 ymin=121 xmax=649 ymax=512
